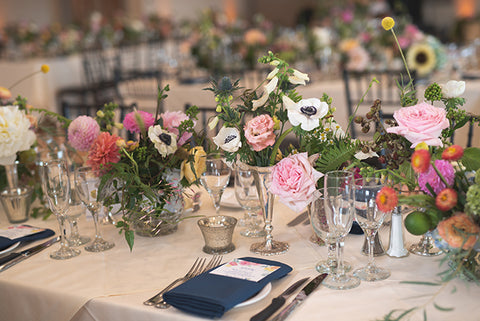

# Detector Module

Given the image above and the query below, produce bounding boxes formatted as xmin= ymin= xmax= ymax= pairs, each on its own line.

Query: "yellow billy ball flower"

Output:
xmin=216 ymin=105 xmax=222 ymax=112
xmin=415 ymin=142 xmax=429 ymax=151
xmin=381 ymin=17 xmax=395 ymax=31
xmin=272 ymin=116 xmax=280 ymax=130
xmin=96 ymin=110 xmax=105 ymax=118
xmin=41 ymin=64 xmax=50 ymax=73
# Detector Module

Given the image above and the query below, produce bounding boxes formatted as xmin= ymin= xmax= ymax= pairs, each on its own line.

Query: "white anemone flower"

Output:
xmin=288 ymin=69 xmax=310 ymax=85
xmin=252 ymin=76 xmax=278 ymax=110
xmin=148 ymin=125 xmax=177 ymax=157
xmin=0 ymin=106 xmax=36 ymax=165
xmin=442 ymin=80 xmax=465 ymax=98
xmin=213 ymin=127 xmax=242 ymax=152
xmin=284 ymin=96 xmax=328 ymax=131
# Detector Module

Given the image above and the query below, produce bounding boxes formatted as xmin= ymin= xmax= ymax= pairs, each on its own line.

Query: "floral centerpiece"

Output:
xmin=61 ymin=86 xmax=205 ymax=250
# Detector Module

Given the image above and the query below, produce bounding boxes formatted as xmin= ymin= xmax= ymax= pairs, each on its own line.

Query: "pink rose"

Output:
xmin=386 ymin=102 xmax=449 ymax=148
xmin=244 ymin=114 xmax=276 ymax=151
xmin=269 ymin=153 xmax=323 ymax=212
xmin=160 ymin=111 xmax=194 ymax=146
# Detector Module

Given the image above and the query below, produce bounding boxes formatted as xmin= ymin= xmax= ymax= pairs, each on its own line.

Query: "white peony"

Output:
xmin=0 ymin=106 xmax=36 ymax=165
xmin=213 ymin=126 xmax=242 ymax=152
xmin=148 ymin=125 xmax=177 ymax=157
xmin=284 ymin=96 xmax=328 ymax=131
xmin=441 ymin=80 xmax=465 ymax=98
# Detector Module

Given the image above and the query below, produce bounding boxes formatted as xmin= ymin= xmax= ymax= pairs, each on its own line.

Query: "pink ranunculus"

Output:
xmin=67 ymin=115 xmax=100 ymax=152
xmin=418 ymin=160 xmax=455 ymax=195
xmin=160 ymin=111 xmax=194 ymax=146
xmin=244 ymin=114 xmax=276 ymax=151
xmin=269 ymin=153 xmax=323 ymax=212
xmin=123 ymin=111 xmax=155 ymax=134
xmin=386 ymin=102 xmax=449 ymax=148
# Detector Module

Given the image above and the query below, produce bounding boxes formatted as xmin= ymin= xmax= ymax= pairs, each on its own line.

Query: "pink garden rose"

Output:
xmin=269 ymin=153 xmax=323 ymax=212
xmin=161 ymin=111 xmax=193 ymax=146
xmin=123 ymin=111 xmax=155 ymax=134
xmin=244 ymin=114 xmax=276 ymax=151
xmin=386 ymin=102 xmax=449 ymax=148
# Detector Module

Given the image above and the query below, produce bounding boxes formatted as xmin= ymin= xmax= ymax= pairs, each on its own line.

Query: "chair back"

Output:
xmin=449 ymin=115 xmax=478 ymax=148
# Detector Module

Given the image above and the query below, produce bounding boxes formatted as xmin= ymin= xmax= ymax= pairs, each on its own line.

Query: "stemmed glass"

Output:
xmin=323 ymin=170 xmax=360 ymax=290
xmin=66 ymin=188 xmax=91 ymax=247
xmin=234 ymin=164 xmax=265 ymax=237
xmin=200 ymin=153 xmax=231 ymax=214
xmin=353 ymin=176 xmax=391 ymax=281
xmin=75 ymin=166 xmax=115 ymax=252
xmin=41 ymin=159 xmax=80 ymax=260
xmin=309 ymin=197 xmax=351 ymax=273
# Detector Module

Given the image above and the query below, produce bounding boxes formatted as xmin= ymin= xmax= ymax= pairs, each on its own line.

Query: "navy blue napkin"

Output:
xmin=163 ymin=256 xmax=292 ymax=318
xmin=0 ymin=226 xmax=55 ymax=251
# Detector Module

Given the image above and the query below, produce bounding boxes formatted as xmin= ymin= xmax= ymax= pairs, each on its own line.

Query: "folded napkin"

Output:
xmin=163 ymin=256 xmax=292 ymax=318
xmin=0 ymin=225 xmax=55 ymax=251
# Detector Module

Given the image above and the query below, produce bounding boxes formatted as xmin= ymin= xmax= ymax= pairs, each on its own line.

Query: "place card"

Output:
xmin=0 ymin=225 xmax=46 ymax=240
xmin=209 ymin=258 xmax=281 ymax=282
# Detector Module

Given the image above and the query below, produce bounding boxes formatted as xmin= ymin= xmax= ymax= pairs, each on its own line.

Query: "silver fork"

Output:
xmin=143 ymin=257 xmax=206 ymax=306
xmin=155 ymin=255 xmax=223 ymax=309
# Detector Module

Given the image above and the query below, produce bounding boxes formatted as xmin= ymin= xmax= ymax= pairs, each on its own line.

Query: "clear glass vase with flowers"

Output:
xmin=61 ymin=86 xmax=206 ymax=250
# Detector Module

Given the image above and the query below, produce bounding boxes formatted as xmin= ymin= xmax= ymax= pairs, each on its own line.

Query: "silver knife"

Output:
xmin=286 ymin=211 xmax=308 ymax=227
xmin=250 ymin=277 xmax=309 ymax=321
xmin=271 ymin=273 xmax=328 ymax=321
xmin=0 ymin=236 xmax=60 ymax=272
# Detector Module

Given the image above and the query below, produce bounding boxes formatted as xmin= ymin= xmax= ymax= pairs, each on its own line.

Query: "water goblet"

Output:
xmin=41 ymin=159 xmax=80 ymax=260
xmin=323 ymin=170 xmax=360 ymax=290
xmin=309 ymin=197 xmax=351 ymax=273
xmin=353 ymin=176 xmax=391 ymax=281
xmin=234 ymin=164 xmax=265 ymax=237
xmin=200 ymin=154 xmax=231 ymax=214
xmin=75 ymin=166 xmax=115 ymax=252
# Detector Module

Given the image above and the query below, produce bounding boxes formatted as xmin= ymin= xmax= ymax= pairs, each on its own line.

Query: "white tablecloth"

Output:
xmin=0 ymin=189 xmax=479 ymax=321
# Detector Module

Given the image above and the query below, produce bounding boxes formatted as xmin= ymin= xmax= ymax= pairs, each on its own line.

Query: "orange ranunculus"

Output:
xmin=437 ymin=213 xmax=480 ymax=249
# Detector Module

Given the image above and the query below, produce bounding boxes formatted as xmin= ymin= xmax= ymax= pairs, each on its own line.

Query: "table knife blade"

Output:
xmin=0 ymin=236 xmax=59 ymax=272
xmin=286 ymin=211 xmax=308 ymax=227
xmin=250 ymin=277 xmax=309 ymax=321
xmin=271 ymin=273 xmax=328 ymax=321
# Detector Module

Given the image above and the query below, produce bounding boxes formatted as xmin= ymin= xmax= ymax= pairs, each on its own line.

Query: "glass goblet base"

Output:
xmin=323 ymin=273 xmax=360 ymax=290
xmin=250 ymin=240 xmax=289 ymax=256
xmin=50 ymin=246 xmax=81 ymax=260
xmin=315 ymin=259 xmax=352 ymax=274
xmin=68 ymin=235 xmax=91 ymax=247
xmin=85 ymin=238 xmax=115 ymax=252
xmin=353 ymin=265 xmax=390 ymax=281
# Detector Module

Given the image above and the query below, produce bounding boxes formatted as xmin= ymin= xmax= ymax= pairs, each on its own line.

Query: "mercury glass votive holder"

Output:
xmin=0 ymin=187 xmax=32 ymax=224
xmin=198 ymin=215 xmax=237 ymax=254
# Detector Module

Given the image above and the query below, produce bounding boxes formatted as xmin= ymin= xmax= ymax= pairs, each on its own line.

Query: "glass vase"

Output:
xmin=249 ymin=165 xmax=289 ymax=255
xmin=132 ymin=169 xmax=184 ymax=237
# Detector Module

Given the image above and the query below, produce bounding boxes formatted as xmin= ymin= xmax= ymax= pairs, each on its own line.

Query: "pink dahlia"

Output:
xmin=86 ymin=132 xmax=121 ymax=172
xmin=160 ymin=111 xmax=193 ymax=146
xmin=418 ymin=160 xmax=455 ymax=195
xmin=68 ymin=116 xmax=100 ymax=152
xmin=123 ymin=111 xmax=155 ymax=134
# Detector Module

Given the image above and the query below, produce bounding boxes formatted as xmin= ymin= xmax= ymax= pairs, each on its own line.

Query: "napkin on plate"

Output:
xmin=0 ymin=225 xmax=55 ymax=251
xmin=163 ymin=256 xmax=292 ymax=318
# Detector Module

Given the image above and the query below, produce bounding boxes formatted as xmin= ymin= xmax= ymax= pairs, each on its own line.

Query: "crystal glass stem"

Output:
xmin=336 ymin=237 xmax=346 ymax=278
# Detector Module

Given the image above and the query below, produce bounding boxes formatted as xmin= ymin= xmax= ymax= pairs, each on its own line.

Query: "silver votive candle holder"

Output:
xmin=198 ymin=215 xmax=237 ymax=254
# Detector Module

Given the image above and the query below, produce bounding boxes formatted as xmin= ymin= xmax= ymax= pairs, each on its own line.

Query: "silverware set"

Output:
xmin=144 ymin=255 xmax=223 ymax=308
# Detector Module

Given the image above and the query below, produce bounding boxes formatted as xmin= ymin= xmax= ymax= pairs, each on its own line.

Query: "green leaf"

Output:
xmin=462 ymin=147 xmax=480 ymax=172
xmin=125 ymin=230 xmax=135 ymax=252
xmin=433 ymin=302 xmax=454 ymax=312
xmin=400 ymin=281 xmax=441 ymax=286
xmin=315 ymin=140 xmax=357 ymax=173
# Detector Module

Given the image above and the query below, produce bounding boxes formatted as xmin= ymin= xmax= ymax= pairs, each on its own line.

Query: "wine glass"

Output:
xmin=323 ymin=170 xmax=360 ymax=290
xmin=234 ymin=164 xmax=265 ymax=237
xmin=200 ymin=153 xmax=231 ymax=214
xmin=353 ymin=176 xmax=391 ymax=281
xmin=309 ymin=197 xmax=351 ymax=273
xmin=66 ymin=188 xmax=91 ymax=247
xmin=74 ymin=166 xmax=115 ymax=252
xmin=41 ymin=159 xmax=80 ymax=260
